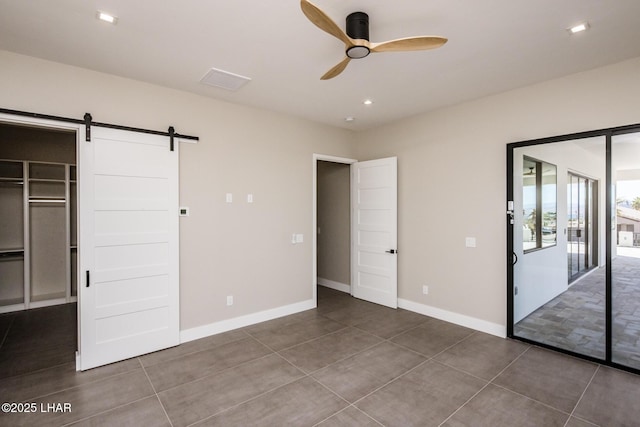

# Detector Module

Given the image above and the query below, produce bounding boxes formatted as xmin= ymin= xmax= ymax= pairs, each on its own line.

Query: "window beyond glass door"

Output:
xmin=523 ymin=156 xmax=557 ymax=252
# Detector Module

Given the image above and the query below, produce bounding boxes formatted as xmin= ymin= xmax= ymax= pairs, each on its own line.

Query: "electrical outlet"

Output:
xmin=515 ymin=286 xmax=518 ymax=296
xmin=422 ymin=285 xmax=429 ymax=295
xmin=226 ymin=295 xmax=233 ymax=306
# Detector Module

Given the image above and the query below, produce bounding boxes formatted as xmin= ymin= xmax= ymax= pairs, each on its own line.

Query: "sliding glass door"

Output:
xmin=612 ymin=132 xmax=640 ymax=370
xmin=508 ymin=125 xmax=640 ymax=373
xmin=510 ymin=137 xmax=606 ymax=360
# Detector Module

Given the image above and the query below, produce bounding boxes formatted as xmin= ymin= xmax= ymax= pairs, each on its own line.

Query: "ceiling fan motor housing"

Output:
xmin=346 ymin=12 xmax=369 ymax=40
xmin=346 ymin=12 xmax=371 ymax=59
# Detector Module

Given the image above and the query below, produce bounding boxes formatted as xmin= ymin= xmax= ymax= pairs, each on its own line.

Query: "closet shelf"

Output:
xmin=29 ymin=178 xmax=66 ymax=183
xmin=0 ymin=248 xmax=24 ymax=254
xmin=28 ymin=198 xmax=66 ymax=203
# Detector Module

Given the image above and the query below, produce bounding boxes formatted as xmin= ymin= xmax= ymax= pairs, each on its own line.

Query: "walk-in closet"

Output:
xmin=0 ymin=123 xmax=77 ymax=314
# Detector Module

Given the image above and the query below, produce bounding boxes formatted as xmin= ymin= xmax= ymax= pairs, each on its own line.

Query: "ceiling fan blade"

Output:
xmin=370 ymin=36 xmax=448 ymax=53
xmin=300 ymin=0 xmax=352 ymax=46
xmin=321 ymin=57 xmax=351 ymax=80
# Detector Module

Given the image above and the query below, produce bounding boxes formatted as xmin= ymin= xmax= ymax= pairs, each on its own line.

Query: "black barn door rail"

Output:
xmin=0 ymin=108 xmax=199 ymax=150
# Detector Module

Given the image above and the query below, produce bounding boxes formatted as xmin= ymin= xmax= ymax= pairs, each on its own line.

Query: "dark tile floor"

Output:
xmin=2 ymin=287 xmax=640 ymax=426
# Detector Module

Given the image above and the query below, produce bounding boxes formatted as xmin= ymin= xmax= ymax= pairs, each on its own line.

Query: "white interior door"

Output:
xmin=351 ymin=157 xmax=398 ymax=308
xmin=79 ymin=127 xmax=179 ymax=370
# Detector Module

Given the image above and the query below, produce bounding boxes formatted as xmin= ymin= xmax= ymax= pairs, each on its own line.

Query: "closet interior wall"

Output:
xmin=0 ymin=123 xmax=77 ymax=313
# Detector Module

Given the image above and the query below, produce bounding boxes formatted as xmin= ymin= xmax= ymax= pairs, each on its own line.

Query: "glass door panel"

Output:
xmin=612 ymin=132 xmax=640 ymax=370
xmin=512 ymin=137 xmax=606 ymax=359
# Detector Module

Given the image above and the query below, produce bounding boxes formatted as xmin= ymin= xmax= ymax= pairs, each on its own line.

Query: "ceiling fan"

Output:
xmin=300 ymin=0 xmax=448 ymax=80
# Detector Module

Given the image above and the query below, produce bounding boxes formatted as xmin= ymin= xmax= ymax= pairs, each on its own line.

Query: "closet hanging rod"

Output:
xmin=28 ymin=199 xmax=66 ymax=203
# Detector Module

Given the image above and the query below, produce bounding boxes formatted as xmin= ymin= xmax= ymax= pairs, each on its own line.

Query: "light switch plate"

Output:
xmin=296 ymin=234 xmax=304 ymax=243
xmin=225 ymin=193 xmax=233 ymax=203
xmin=465 ymin=237 xmax=477 ymax=248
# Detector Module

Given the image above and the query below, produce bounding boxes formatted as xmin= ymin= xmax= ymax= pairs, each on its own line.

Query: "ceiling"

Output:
xmin=1 ymin=1 xmax=640 ymax=131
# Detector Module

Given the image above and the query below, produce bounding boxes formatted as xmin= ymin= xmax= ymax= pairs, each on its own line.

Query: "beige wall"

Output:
xmin=355 ymin=56 xmax=640 ymax=328
xmin=2 ymin=48 xmax=639 ymax=336
xmin=317 ymin=161 xmax=350 ymax=286
xmin=0 ymin=50 xmax=356 ymax=331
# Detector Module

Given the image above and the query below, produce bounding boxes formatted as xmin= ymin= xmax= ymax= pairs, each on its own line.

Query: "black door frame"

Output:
xmin=507 ymin=122 xmax=640 ymax=375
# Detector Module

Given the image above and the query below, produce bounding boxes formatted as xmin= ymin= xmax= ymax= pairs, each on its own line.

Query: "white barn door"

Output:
xmin=79 ymin=127 xmax=179 ymax=370
xmin=351 ymin=157 xmax=398 ymax=308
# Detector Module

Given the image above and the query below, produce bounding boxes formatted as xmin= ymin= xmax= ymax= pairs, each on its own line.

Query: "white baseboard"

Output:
xmin=317 ymin=277 xmax=350 ymax=294
xmin=180 ymin=299 xmax=316 ymax=344
xmin=398 ymin=298 xmax=506 ymax=338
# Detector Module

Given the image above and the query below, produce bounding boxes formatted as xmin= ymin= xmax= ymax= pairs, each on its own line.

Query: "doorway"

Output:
xmin=317 ymin=160 xmax=351 ymax=294
xmin=314 ymin=155 xmax=355 ymax=304
xmin=0 ymin=121 xmax=79 ymax=378
xmin=313 ymin=154 xmax=399 ymax=309
xmin=567 ymin=172 xmax=598 ymax=283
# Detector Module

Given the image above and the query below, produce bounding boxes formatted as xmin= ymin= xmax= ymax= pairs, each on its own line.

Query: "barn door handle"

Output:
xmin=86 ymin=270 xmax=90 ymax=287
xmin=385 ymin=249 xmax=397 ymax=254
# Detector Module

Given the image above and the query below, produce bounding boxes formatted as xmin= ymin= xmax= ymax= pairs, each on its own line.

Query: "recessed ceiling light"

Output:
xmin=97 ymin=11 xmax=118 ymax=24
xmin=363 ymin=99 xmax=373 ymax=106
xmin=569 ymin=22 xmax=589 ymax=34
xmin=345 ymin=116 xmax=355 ymax=123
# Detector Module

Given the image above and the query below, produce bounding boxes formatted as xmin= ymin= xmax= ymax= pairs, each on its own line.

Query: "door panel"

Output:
xmin=612 ymin=132 xmax=640 ymax=370
xmin=351 ymin=157 xmax=397 ymax=308
xmin=511 ymin=138 xmax=606 ymax=360
xmin=79 ymin=127 xmax=179 ymax=370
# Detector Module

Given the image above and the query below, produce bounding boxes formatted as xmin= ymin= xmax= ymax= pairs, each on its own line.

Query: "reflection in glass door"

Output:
xmin=510 ymin=136 xmax=606 ymax=361
xmin=567 ymin=173 xmax=598 ymax=283
xmin=612 ymin=132 xmax=640 ymax=370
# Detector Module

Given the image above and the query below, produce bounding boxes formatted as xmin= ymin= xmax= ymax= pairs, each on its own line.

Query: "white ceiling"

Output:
xmin=1 ymin=0 xmax=640 ymax=131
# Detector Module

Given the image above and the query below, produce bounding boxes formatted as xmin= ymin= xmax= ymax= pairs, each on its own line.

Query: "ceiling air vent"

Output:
xmin=199 ymin=68 xmax=251 ymax=91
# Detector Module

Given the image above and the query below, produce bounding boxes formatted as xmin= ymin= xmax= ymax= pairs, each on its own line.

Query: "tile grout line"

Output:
xmin=386 ymin=329 xmax=480 ymax=363
xmin=140 ymin=330 xmax=253 ymax=369
xmin=287 ymin=344 xmax=387 ymax=427
xmin=265 ymin=324 xmax=355 ymax=354
xmin=183 ymin=356 xmax=309 ymax=427
xmin=437 ymin=345 xmax=534 ymax=426
xmin=297 ymin=314 xmax=488 ymax=412
xmin=139 ymin=356 xmax=175 ymax=427
xmin=2 ymin=362 xmax=144 ymax=402
xmin=151 ymin=350 xmax=278 ymax=395
xmin=279 ymin=338 xmax=385 ymax=376
xmin=0 ymin=359 xmax=73 ymax=384
xmin=347 ymin=356 xmax=434 ymax=408
xmin=564 ymin=365 xmax=601 ymax=427
xmin=0 ymin=315 xmax=15 ymax=350
xmin=483 ymin=345 xmax=604 ymax=421
xmin=59 ymin=395 xmax=157 ymax=427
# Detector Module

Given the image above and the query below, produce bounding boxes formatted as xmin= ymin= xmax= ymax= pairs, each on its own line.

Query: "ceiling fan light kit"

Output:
xmin=346 ymin=12 xmax=370 ymax=59
xmin=300 ymin=0 xmax=447 ymax=79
